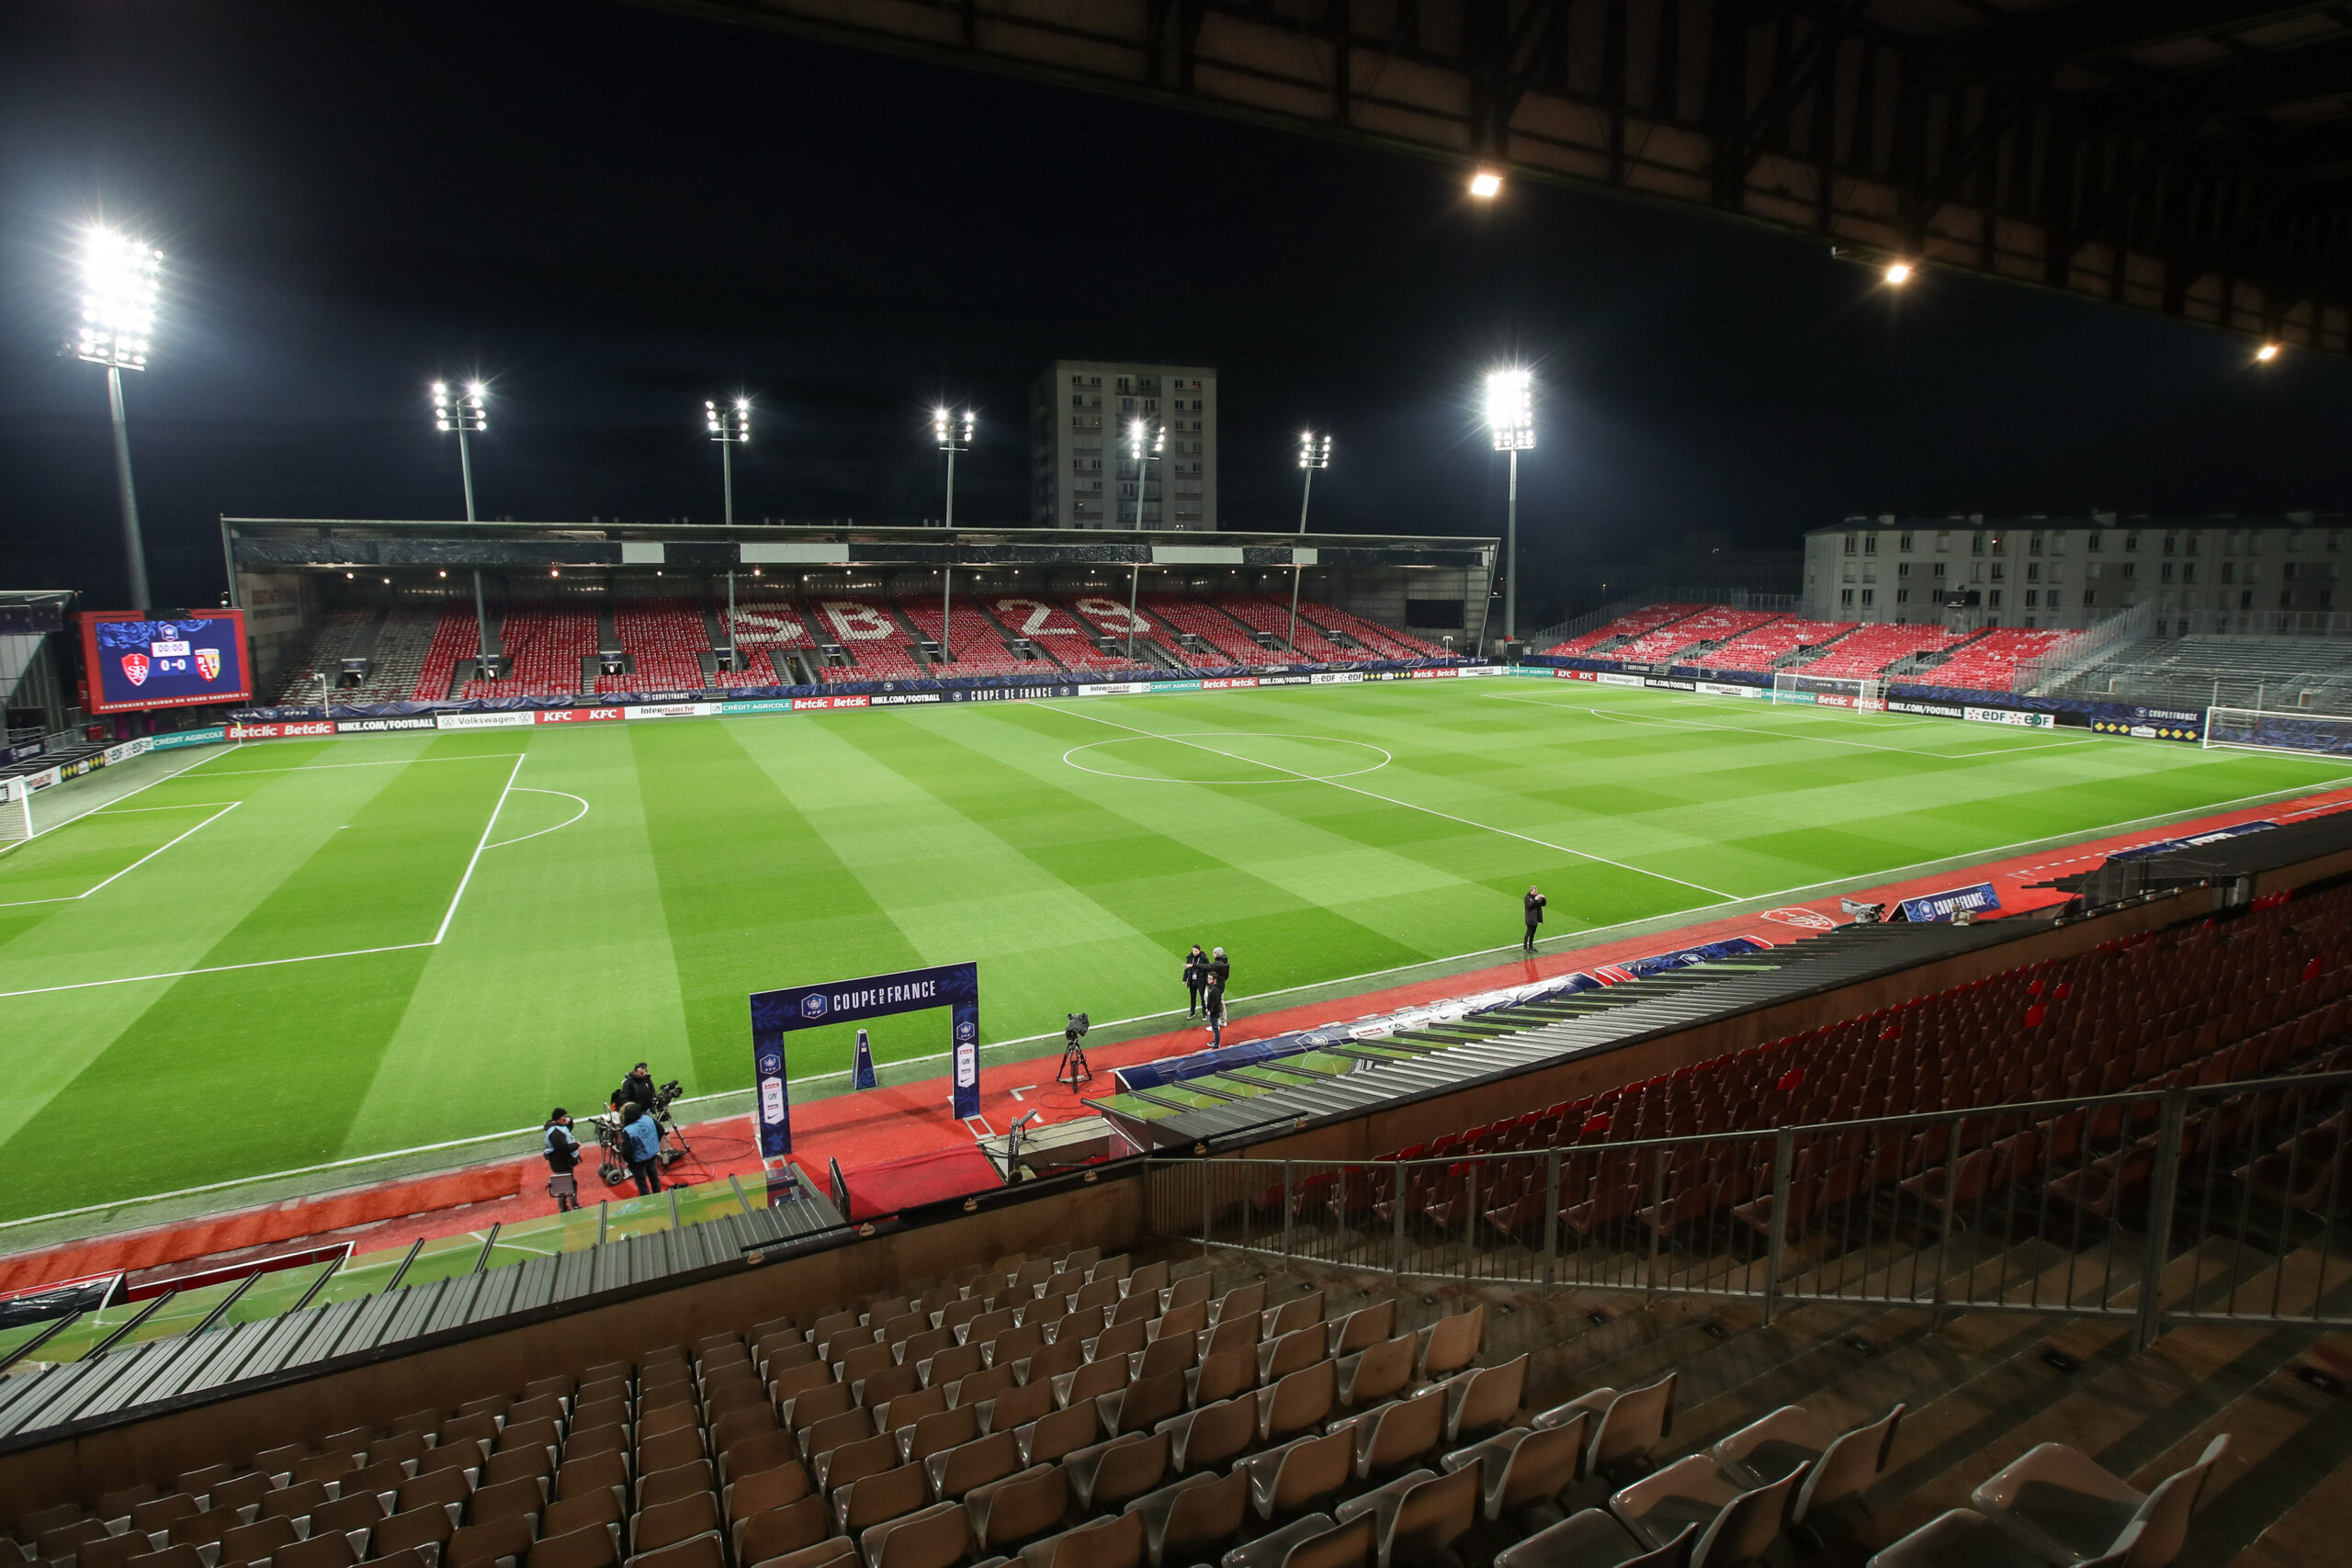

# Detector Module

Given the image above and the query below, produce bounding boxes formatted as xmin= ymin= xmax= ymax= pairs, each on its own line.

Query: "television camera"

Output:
xmin=593 ymin=1077 xmax=691 ymax=1186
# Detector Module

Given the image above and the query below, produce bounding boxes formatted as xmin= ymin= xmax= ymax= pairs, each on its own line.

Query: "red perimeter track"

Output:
xmin=8 ymin=782 xmax=2348 ymax=1295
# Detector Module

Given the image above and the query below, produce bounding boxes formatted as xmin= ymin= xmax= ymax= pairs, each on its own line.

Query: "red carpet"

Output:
xmin=8 ymin=779 xmax=2341 ymax=1293
xmin=834 ymin=1146 xmax=1003 ymax=1221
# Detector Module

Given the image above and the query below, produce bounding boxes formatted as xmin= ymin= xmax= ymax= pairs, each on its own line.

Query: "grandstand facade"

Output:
xmin=1804 ymin=513 xmax=2352 ymax=637
xmin=220 ymin=521 xmax=1493 ymax=711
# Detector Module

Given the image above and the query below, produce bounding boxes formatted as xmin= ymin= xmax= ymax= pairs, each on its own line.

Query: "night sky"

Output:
xmin=4 ymin=0 xmax=2349 ymax=627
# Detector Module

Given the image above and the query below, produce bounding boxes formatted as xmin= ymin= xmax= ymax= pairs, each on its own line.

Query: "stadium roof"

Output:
xmin=638 ymin=0 xmax=2352 ymax=354
xmin=1810 ymin=510 xmax=2349 ymax=533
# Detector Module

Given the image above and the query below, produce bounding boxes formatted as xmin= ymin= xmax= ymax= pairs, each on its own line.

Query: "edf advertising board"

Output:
xmin=81 ymin=611 xmax=253 ymax=714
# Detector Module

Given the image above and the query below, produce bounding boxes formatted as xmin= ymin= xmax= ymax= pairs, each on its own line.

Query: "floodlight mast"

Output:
xmin=1125 ymin=419 xmax=1165 ymax=661
xmin=1485 ymin=368 xmax=1535 ymax=648
xmin=1290 ymin=431 xmax=1331 ymax=650
xmin=432 ymin=381 xmax=489 ymax=523
xmin=707 ymin=399 xmax=751 ymax=526
xmin=74 ymin=230 xmax=161 ymax=611
xmin=933 ymin=407 xmax=974 ymax=529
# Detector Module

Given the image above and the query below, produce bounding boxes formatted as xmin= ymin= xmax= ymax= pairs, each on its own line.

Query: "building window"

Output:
xmin=2027 ymin=563 xmax=2041 ymax=582
xmin=1932 ymin=562 xmax=1948 ymax=580
xmin=1936 ymin=531 xmax=1951 ymax=550
xmin=1897 ymin=562 xmax=1911 ymax=578
xmin=1839 ymin=588 xmax=1854 ymax=605
xmin=1972 ymin=533 xmax=1985 ymax=556
xmin=2160 ymin=563 xmax=2175 ymax=584
xmin=1990 ymin=562 xmax=2005 ymax=581
xmin=2082 ymin=590 xmax=2097 ymax=608
xmin=2087 ymin=532 xmax=2103 ymax=552
xmin=2282 ymin=591 xmax=2295 ymax=610
xmin=2185 ymin=535 xmax=2199 ymax=555
xmin=2025 ymin=590 xmax=2040 ymax=607
xmin=1988 ymin=590 xmax=2003 ymax=608
xmin=1896 ymin=588 xmax=1910 ymax=604
xmin=2222 ymin=562 xmax=2236 ymax=583
xmin=1863 ymin=535 xmax=1878 ymax=555
xmin=2182 ymin=563 xmax=2197 ymax=583
xmin=1899 ymin=533 xmax=1914 ymax=552
xmin=1844 ymin=534 xmax=1858 ymax=556
xmin=2124 ymin=534 xmax=2140 ymax=552
xmin=2122 ymin=562 xmax=2136 ymax=580
xmin=1991 ymin=535 xmax=2006 ymax=555
xmin=1860 ymin=589 xmax=1875 ymax=605
xmin=2163 ymin=536 xmax=2177 ymax=556
xmin=2030 ymin=534 xmax=2044 ymax=555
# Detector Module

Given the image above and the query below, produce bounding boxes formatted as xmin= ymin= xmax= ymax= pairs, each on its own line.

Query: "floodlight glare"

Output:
xmin=2256 ymin=341 xmax=2282 ymax=363
xmin=431 ymin=378 xmax=489 ymax=522
xmin=1467 ymin=167 xmax=1504 ymax=199
xmin=933 ymin=405 xmax=975 ymax=528
xmin=1486 ymin=368 xmax=1534 ymax=452
xmin=76 ymin=228 xmax=161 ymax=370
xmin=706 ymin=396 xmax=752 ymax=525
xmin=1297 ymin=431 xmax=1331 ymax=470
xmin=1884 ymin=261 xmax=1914 ymax=286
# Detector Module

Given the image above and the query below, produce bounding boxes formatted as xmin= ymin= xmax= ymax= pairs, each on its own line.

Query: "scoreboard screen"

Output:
xmin=80 ymin=611 xmax=254 ymax=714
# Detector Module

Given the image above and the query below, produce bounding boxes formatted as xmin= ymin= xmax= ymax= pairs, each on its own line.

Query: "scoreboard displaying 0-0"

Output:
xmin=80 ymin=610 xmax=254 ymax=714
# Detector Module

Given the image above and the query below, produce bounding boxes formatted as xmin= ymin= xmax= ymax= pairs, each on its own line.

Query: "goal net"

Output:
xmin=0 ymin=784 xmax=29 ymax=847
xmin=2203 ymin=706 xmax=2352 ymax=757
xmin=1771 ymin=671 xmax=1887 ymax=713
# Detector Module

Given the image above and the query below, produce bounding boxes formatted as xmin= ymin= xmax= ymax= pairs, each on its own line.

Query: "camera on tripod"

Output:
xmin=593 ymin=1077 xmax=694 ymax=1185
xmin=1058 ymin=1012 xmax=1091 ymax=1089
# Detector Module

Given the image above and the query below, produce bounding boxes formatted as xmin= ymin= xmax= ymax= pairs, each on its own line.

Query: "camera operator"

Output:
xmin=612 ymin=1062 xmax=658 ymax=1118
xmin=542 ymin=1109 xmax=582 ymax=1213
xmin=620 ymin=1103 xmax=664 ymax=1194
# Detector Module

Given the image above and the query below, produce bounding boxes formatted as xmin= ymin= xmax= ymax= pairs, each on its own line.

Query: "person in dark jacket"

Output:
xmin=621 ymin=1103 xmax=664 ymax=1195
xmin=1183 ymin=944 xmax=1208 ymax=1017
xmin=1203 ymin=971 xmax=1227 ymax=1047
xmin=1523 ymin=886 xmax=1547 ymax=953
xmin=542 ymin=1109 xmax=582 ymax=1212
xmin=1208 ymin=947 xmax=1230 ymax=987
xmin=612 ymin=1062 xmax=656 ymax=1117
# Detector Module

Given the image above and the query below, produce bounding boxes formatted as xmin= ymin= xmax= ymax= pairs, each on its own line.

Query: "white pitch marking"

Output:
xmin=483 ymin=788 xmax=590 ymax=849
xmin=1008 ymin=1086 xmax=1037 ymax=1101
xmin=1486 ymin=689 xmax=2104 ymax=758
xmin=0 ymin=803 xmax=242 ymax=908
xmin=433 ymin=753 xmax=526 ymax=944
xmin=1037 ymin=700 xmax=1737 ymax=900
xmin=181 ymin=755 xmax=527 ymax=775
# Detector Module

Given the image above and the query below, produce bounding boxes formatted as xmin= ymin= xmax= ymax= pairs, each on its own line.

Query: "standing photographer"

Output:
xmin=542 ymin=1109 xmax=582 ymax=1213
xmin=620 ymin=1103 xmax=664 ymax=1195
xmin=612 ymin=1062 xmax=657 ymax=1117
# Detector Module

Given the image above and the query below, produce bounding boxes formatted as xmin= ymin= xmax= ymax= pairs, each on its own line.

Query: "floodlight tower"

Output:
xmin=1486 ymin=368 xmax=1535 ymax=648
xmin=74 ymin=229 xmax=162 ymax=611
xmin=1124 ymin=418 xmax=1166 ymax=661
xmin=432 ymin=381 xmax=489 ymax=523
xmin=1289 ymin=431 xmax=1331 ymax=651
xmin=707 ymin=399 xmax=751 ymax=525
xmin=933 ymin=407 xmax=974 ymax=529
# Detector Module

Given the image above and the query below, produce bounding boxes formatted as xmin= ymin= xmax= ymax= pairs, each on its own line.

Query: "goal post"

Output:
xmin=0 ymin=783 xmax=29 ymax=847
xmin=1770 ymin=671 xmax=1888 ymax=713
xmin=2202 ymin=706 xmax=2352 ymax=758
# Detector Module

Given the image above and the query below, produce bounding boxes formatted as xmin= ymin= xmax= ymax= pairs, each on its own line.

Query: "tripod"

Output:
xmin=1057 ymin=1029 xmax=1092 ymax=1090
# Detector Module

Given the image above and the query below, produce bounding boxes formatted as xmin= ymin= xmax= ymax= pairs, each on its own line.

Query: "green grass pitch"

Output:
xmin=2 ymin=680 xmax=2345 ymax=1222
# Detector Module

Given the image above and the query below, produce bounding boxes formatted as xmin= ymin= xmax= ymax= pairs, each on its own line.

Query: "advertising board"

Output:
xmin=80 ymin=611 xmax=254 ymax=714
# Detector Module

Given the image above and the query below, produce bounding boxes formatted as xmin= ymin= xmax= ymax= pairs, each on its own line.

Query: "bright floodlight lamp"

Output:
xmin=2256 ymin=341 xmax=2282 ymax=363
xmin=1467 ymin=167 xmax=1504 ymax=199
xmin=1297 ymin=431 xmax=1331 ymax=470
xmin=1486 ymin=367 xmax=1535 ymax=649
xmin=432 ymin=379 xmax=489 ymax=523
xmin=1125 ymin=418 xmax=1166 ymax=530
xmin=1883 ymin=260 xmax=1915 ymax=286
xmin=1486 ymin=368 xmax=1534 ymax=453
xmin=76 ymin=229 xmax=160 ymax=370
xmin=74 ymin=228 xmax=164 ymax=611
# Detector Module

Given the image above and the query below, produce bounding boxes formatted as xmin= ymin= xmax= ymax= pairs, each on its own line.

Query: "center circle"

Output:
xmin=1063 ymin=731 xmax=1393 ymax=784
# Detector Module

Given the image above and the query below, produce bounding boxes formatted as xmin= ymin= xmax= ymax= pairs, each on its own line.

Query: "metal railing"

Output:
xmin=1146 ymin=1067 xmax=2352 ymax=1346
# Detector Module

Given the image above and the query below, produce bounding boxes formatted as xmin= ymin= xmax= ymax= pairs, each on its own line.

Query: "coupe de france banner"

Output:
xmin=749 ymin=962 xmax=981 ymax=1158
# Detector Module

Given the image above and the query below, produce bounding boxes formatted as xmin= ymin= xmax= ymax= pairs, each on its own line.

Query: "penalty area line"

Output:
xmin=0 ymin=802 xmax=242 ymax=908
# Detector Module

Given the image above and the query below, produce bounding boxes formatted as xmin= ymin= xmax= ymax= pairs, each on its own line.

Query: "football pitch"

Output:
xmin=3 ymin=680 xmax=2346 ymax=1224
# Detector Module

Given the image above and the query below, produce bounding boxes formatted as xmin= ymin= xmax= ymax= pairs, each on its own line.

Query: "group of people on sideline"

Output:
xmin=537 ymin=1060 xmax=673 ymax=1211
xmin=1184 ymin=944 xmax=1233 ymax=1044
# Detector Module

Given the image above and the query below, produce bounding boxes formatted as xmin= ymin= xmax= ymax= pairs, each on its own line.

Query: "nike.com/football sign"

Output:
xmin=80 ymin=610 xmax=253 ymax=715
xmin=748 ymin=962 xmax=981 ymax=1157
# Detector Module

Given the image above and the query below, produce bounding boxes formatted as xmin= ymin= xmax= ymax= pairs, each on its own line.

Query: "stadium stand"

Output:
xmin=1061 ymin=594 xmax=1188 ymax=667
xmin=1540 ymin=604 xmax=1702 ymax=657
xmin=1695 ymin=617 xmax=1851 ymax=672
xmin=1294 ymin=603 xmax=1446 ymax=660
xmin=1918 ymin=626 xmax=2076 ymax=694
xmin=413 ymin=606 xmax=481 ymax=701
xmin=809 ymin=598 xmax=925 ymax=682
xmin=1141 ymin=596 xmax=1267 ymax=667
xmin=463 ymin=604 xmax=597 ymax=700
xmin=1209 ymin=595 xmax=1352 ymax=663
xmin=1790 ymin=623 xmax=1967 ymax=679
xmin=982 ymin=597 xmax=1134 ymax=672
xmin=898 ymin=603 xmax=1027 ymax=678
xmin=1606 ymin=607 xmax=1782 ymax=663
xmin=719 ymin=599 xmax=820 ymax=688
xmin=600 ymin=600 xmax=712 ymax=694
